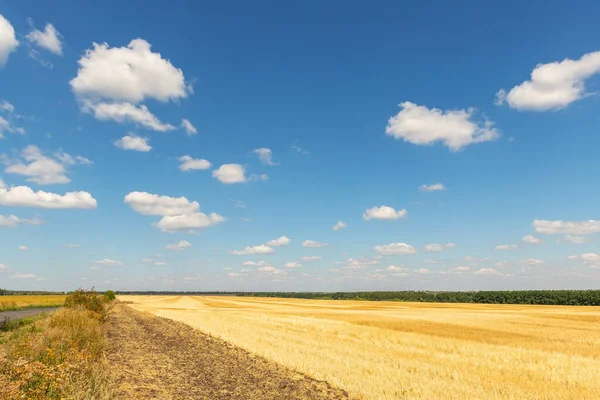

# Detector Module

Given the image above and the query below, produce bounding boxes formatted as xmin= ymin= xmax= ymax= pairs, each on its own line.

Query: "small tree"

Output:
xmin=103 ymin=290 xmax=116 ymax=302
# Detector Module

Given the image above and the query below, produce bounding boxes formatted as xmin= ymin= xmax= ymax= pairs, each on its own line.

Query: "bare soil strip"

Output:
xmin=106 ymin=304 xmax=350 ymax=400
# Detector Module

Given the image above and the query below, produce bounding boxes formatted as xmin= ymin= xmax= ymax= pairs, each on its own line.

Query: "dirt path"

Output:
xmin=106 ymin=304 xmax=350 ymax=400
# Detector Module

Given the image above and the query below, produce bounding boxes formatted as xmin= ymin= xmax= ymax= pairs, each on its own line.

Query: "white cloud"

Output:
xmin=124 ymin=192 xmax=199 ymax=216
xmin=0 ymin=264 xmax=8 ymax=271
xmin=452 ymin=266 xmax=470 ymax=272
xmin=124 ymin=191 xmax=224 ymax=232
xmin=63 ymin=244 xmax=80 ymax=248
xmin=533 ymin=220 xmax=600 ymax=235
xmin=0 ymin=214 xmax=44 ymax=227
xmin=114 ymin=135 xmax=151 ymax=152
xmin=581 ymin=253 xmax=600 ymax=268
xmin=0 ymin=180 xmax=97 ymax=209
xmin=71 ymin=39 xmax=189 ymax=104
xmin=291 ymin=141 xmax=308 ymax=155
xmin=300 ymin=256 xmax=322 ymax=261
xmin=96 ymin=258 xmax=123 ymax=266
xmin=229 ymin=244 xmax=274 ymax=256
xmin=166 ymin=240 xmax=191 ymax=251
xmin=17 ymin=245 xmax=28 ymax=251
xmin=285 ymin=262 xmax=302 ymax=268
xmin=522 ymin=235 xmax=543 ymax=245
xmin=253 ymin=148 xmax=277 ymax=166
xmin=84 ymin=101 xmax=176 ymax=131
xmin=414 ymin=268 xmax=430 ymax=275
xmin=474 ymin=268 xmax=503 ymax=276
xmin=495 ymin=244 xmax=518 ymax=250
xmin=265 ymin=236 xmax=290 ymax=247
xmin=386 ymin=265 xmax=407 ymax=272
xmin=258 ymin=265 xmax=282 ymax=274
xmin=3 ymin=146 xmax=91 ymax=185
xmin=302 ymin=240 xmax=328 ymax=248
xmin=243 ymin=260 xmax=271 ymax=267
xmin=178 ymin=156 xmax=211 ymax=171
xmin=0 ymin=15 xmax=19 ymax=67
xmin=10 ymin=273 xmax=39 ymax=279
xmin=155 ymin=212 xmax=224 ymax=232
xmin=181 ymin=119 xmax=197 ymax=135
xmin=374 ymin=243 xmax=417 ymax=255
xmin=564 ymin=234 xmax=588 ymax=244
xmin=363 ymin=205 xmax=407 ymax=221
xmin=213 ymin=164 xmax=246 ymax=184
xmin=154 ymin=261 xmax=167 ymax=266
xmin=336 ymin=258 xmax=379 ymax=269
xmin=385 ymin=102 xmax=499 ymax=151
xmin=332 ymin=221 xmax=347 ymax=231
xmin=419 ymin=183 xmax=446 ymax=192
xmin=496 ymin=51 xmax=600 ymax=111
xmin=523 ymin=258 xmax=544 ymax=266
xmin=249 ymin=173 xmax=269 ymax=182
xmin=26 ymin=23 xmax=63 ymax=55
xmin=424 ymin=243 xmax=455 ymax=252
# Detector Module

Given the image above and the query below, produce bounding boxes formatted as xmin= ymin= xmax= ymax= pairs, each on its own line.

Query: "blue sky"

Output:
xmin=1 ymin=0 xmax=599 ymax=292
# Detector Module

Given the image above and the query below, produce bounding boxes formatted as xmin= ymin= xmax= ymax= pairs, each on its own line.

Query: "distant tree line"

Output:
xmin=112 ymin=290 xmax=600 ymax=306
xmin=0 ymin=289 xmax=67 ymax=296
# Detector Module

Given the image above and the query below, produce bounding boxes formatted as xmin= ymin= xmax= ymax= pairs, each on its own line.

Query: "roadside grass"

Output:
xmin=0 ymin=289 xmax=115 ymax=399
xmin=0 ymin=295 xmax=67 ymax=312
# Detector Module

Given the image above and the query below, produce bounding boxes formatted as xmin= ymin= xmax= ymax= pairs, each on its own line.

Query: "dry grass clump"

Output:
xmin=0 ymin=289 xmax=115 ymax=399
xmin=0 ymin=295 xmax=67 ymax=311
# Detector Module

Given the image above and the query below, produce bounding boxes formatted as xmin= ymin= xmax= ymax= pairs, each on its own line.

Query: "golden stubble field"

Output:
xmin=120 ymin=295 xmax=600 ymax=400
xmin=0 ymin=295 xmax=66 ymax=311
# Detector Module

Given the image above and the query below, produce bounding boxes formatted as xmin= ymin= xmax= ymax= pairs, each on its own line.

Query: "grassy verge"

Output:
xmin=0 ymin=289 xmax=115 ymax=399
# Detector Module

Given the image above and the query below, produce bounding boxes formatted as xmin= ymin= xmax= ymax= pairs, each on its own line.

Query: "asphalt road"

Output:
xmin=0 ymin=307 xmax=59 ymax=322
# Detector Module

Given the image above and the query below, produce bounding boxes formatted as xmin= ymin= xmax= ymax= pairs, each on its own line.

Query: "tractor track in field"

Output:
xmin=106 ymin=303 xmax=350 ymax=400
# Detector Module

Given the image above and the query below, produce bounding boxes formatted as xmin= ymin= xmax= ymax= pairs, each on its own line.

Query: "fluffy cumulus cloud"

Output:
xmin=495 ymin=244 xmax=518 ymax=250
xmin=302 ymin=240 xmax=328 ymax=248
xmin=229 ymin=244 xmax=274 ymax=256
xmin=363 ymin=205 xmax=407 ymax=221
xmin=474 ymin=268 xmax=503 ymax=276
xmin=2 ymin=146 xmax=91 ymax=185
xmin=181 ymin=119 xmax=197 ymax=135
xmin=26 ymin=23 xmax=63 ymax=55
xmin=166 ymin=240 xmax=191 ymax=251
xmin=212 ymin=164 xmax=246 ymax=184
xmin=374 ymin=242 xmax=417 ymax=255
xmin=496 ymin=51 xmax=600 ymax=111
xmin=17 ymin=245 xmax=28 ymax=251
xmin=0 ymin=214 xmax=44 ymax=227
xmin=332 ymin=221 xmax=347 ymax=231
xmin=124 ymin=191 xmax=224 ymax=232
xmin=285 ymin=262 xmax=302 ymax=268
xmin=96 ymin=259 xmax=123 ymax=266
xmin=564 ymin=234 xmax=588 ymax=244
xmin=83 ymin=101 xmax=176 ymax=131
xmin=0 ymin=179 xmax=97 ymax=209
xmin=300 ymin=256 xmax=322 ymax=261
xmin=419 ymin=183 xmax=446 ymax=192
xmin=337 ymin=258 xmax=379 ymax=270
xmin=385 ymin=102 xmax=499 ymax=151
xmin=114 ymin=135 xmax=152 ymax=152
xmin=0 ymin=15 xmax=19 ymax=67
xmin=253 ymin=148 xmax=277 ymax=166
xmin=265 ymin=236 xmax=290 ymax=247
xmin=533 ymin=220 xmax=600 ymax=235
xmin=424 ymin=243 xmax=455 ymax=252
xmin=178 ymin=156 xmax=211 ymax=171
xmin=581 ymin=253 xmax=600 ymax=268
xmin=523 ymin=258 xmax=544 ymax=266
xmin=70 ymin=39 xmax=190 ymax=131
xmin=71 ymin=39 xmax=188 ymax=103
xmin=522 ymin=235 xmax=543 ymax=245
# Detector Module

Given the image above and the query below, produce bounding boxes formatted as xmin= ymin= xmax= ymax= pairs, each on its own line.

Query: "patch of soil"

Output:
xmin=106 ymin=304 xmax=350 ymax=399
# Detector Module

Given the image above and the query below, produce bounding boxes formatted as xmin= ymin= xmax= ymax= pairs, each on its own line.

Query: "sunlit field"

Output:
xmin=121 ymin=295 xmax=600 ymax=400
xmin=0 ymin=295 xmax=66 ymax=311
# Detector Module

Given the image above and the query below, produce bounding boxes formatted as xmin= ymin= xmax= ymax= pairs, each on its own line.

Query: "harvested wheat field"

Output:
xmin=106 ymin=303 xmax=349 ymax=399
xmin=120 ymin=295 xmax=600 ymax=400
